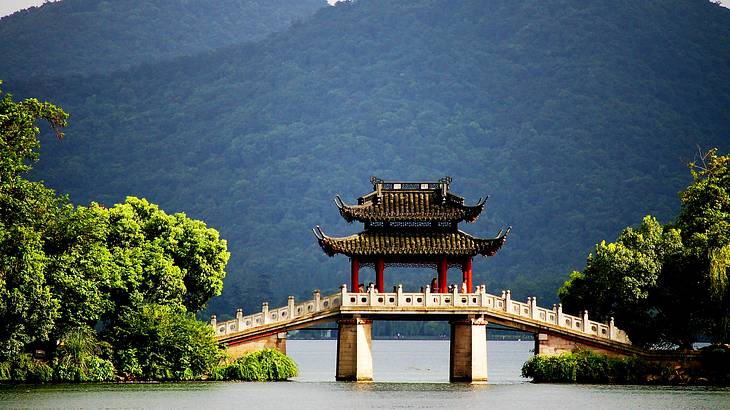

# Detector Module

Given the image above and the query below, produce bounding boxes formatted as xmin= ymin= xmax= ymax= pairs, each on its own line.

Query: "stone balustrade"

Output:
xmin=212 ymin=290 xmax=343 ymax=336
xmin=212 ymin=284 xmax=631 ymax=344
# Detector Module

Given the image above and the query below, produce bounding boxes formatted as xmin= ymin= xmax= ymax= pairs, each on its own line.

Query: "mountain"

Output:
xmin=0 ymin=0 xmax=325 ymax=78
xmin=8 ymin=0 xmax=730 ymax=318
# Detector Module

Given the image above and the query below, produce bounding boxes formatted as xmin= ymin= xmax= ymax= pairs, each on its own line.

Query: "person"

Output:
xmin=430 ymin=277 xmax=438 ymax=293
xmin=358 ymin=283 xmax=365 ymax=293
xmin=461 ymin=281 xmax=467 ymax=293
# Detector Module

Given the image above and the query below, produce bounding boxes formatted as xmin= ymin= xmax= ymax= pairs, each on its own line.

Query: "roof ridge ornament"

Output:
xmin=504 ymin=226 xmax=512 ymax=237
xmin=312 ymin=225 xmax=325 ymax=240
xmin=333 ymin=195 xmax=345 ymax=209
xmin=439 ymin=176 xmax=451 ymax=202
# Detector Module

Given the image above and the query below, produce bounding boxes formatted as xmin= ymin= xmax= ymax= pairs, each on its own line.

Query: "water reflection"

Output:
xmin=288 ymin=339 xmax=533 ymax=383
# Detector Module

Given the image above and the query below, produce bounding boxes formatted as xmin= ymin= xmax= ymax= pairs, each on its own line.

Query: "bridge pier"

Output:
xmin=336 ymin=318 xmax=373 ymax=381
xmin=226 ymin=332 xmax=287 ymax=360
xmin=450 ymin=316 xmax=488 ymax=383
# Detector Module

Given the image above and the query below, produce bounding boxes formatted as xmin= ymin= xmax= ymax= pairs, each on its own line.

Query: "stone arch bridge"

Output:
xmin=211 ymin=285 xmax=636 ymax=383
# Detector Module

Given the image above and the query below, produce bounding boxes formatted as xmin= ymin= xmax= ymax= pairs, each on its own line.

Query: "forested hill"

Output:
xmin=9 ymin=0 xmax=730 ymax=317
xmin=0 ymin=0 xmax=325 ymax=78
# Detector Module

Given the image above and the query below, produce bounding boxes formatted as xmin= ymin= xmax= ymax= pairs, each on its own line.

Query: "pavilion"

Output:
xmin=313 ymin=177 xmax=510 ymax=293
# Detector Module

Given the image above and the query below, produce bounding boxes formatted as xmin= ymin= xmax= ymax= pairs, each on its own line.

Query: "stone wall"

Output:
xmin=225 ymin=332 xmax=287 ymax=360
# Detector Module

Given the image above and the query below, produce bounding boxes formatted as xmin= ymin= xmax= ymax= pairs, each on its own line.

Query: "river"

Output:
xmin=1 ymin=340 xmax=728 ymax=409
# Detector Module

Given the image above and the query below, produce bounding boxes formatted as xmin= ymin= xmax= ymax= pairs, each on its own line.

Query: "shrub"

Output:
xmin=26 ymin=360 xmax=54 ymax=383
xmin=106 ymin=304 xmax=223 ymax=381
xmin=114 ymin=349 xmax=143 ymax=379
xmin=575 ymin=350 xmax=611 ymax=383
xmin=215 ymin=349 xmax=298 ymax=381
xmin=0 ymin=354 xmax=53 ymax=383
xmin=522 ymin=353 xmax=577 ymax=382
xmin=522 ymin=351 xmax=672 ymax=384
xmin=52 ymin=326 xmax=115 ymax=382
xmin=0 ymin=361 xmax=10 ymax=381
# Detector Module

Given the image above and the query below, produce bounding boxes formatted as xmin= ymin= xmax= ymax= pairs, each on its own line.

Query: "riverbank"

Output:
xmin=0 ymin=349 xmax=297 ymax=384
xmin=522 ymin=345 xmax=730 ymax=386
xmin=3 ymin=340 xmax=729 ymax=410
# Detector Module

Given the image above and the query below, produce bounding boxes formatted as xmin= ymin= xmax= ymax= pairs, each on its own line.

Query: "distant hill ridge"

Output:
xmin=0 ymin=0 xmax=325 ymax=78
xmin=7 ymin=0 xmax=730 ymax=325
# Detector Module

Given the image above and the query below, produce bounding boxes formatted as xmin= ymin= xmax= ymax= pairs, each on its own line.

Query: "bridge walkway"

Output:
xmin=213 ymin=284 xmax=635 ymax=353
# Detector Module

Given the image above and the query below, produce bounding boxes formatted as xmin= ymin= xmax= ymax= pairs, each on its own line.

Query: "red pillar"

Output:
xmin=376 ymin=258 xmax=385 ymax=293
xmin=351 ymin=257 xmax=360 ymax=293
xmin=438 ymin=257 xmax=448 ymax=293
xmin=463 ymin=257 xmax=473 ymax=293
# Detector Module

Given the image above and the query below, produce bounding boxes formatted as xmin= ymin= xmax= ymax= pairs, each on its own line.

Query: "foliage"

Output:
xmin=0 ymin=0 xmax=325 ymax=78
xmin=561 ymin=149 xmax=730 ymax=346
xmin=521 ymin=351 xmax=672 ymax=384
xmin=52 ymin=326 xmax=115 ymax=382
xmin=100 ymin=196 xmax=230 ymax=313
xmin=0 ymin=354 xmax=54 ymax=383
xmin=0 ymin=80 xmax=67 ymax=180
xmin=0 ymin=83 xmax=230 ymax=382
xmin=0 ymin=361 xmax=8 ymax=381
xmin=559 ymin=216 xmax=684 ymax=347
xmin=0 ymin=83 xmax=66 ymax=361
xmin=676 ymin=149 xmax=730 ymax=342
xmin=521 ymin=354 xmax=577 ymax=383
xmin=108 ymin=304 xmax=223 ymax=381
xmin=44 ymin=204 xmax=118 ymax=333
xmin=213 ymin=349 xmax=298 ymax=381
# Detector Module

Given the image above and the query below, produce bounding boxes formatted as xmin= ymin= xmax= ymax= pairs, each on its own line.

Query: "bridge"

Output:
xmin=211 ymin=284 xmax=636 ymax=383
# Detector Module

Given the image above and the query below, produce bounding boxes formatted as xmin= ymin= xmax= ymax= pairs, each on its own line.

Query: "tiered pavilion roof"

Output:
xmin=313 ymin=177 xmax=509 ymax=293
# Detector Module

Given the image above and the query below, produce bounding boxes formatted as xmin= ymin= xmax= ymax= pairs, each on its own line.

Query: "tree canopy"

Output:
xmin=560 ymin=149 xmax=730 ymax=347
xmin=0 ymin=82 xmax=68 ymax=359
xmin=0 ymin=84 xmax=230 ymax=381
xmin=677 ymin=149 xmax=730 ymax=342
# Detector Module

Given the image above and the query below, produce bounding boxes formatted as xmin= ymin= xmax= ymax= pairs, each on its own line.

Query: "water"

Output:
xmin=1 ymin=340 xmax=728 ymax=409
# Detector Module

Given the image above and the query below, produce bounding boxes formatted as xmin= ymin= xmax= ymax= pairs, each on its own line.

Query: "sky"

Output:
xmin=1 ymin=0 xmax=728 ymax=18
xmin=0 ymin=0 xmax=51 ymax=18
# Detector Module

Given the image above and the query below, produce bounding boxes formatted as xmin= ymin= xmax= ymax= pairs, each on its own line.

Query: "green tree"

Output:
xmin=559 ymin=216 xmax=682 ymax=347
xmin=0 ymin=225 xmax=58 ymax=359
xmin=105 ymin=197 xmax=230 ymax=312
xmin=561 ymin=149 xmax=730 ymax=347
xmin=1 ymin=82 xmax=230 ymax=380
xmin=45 ymin=204 xmax=119 ymax=333
xmin=0 ymin=81 xmax=67 ymax=182
xmin=0 ymin=83 xmax=67 ymax=360
xmin=676 ymin=149 xmax=730 ymax=343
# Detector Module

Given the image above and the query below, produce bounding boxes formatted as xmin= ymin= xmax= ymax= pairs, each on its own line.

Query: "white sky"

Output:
xmin=1 ymin=0 xmax=728 ymax=18
xmin=1 ymin=0 xmax=51 ymax=18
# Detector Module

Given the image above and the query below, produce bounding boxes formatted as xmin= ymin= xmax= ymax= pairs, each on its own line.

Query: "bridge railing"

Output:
xmin=338 ymin=285 xmax=629 ymax=344
xmin=211 ymin=284 xmax=630 ymax=344
xmin=211 ymin=290 xmax=343 ymax=337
